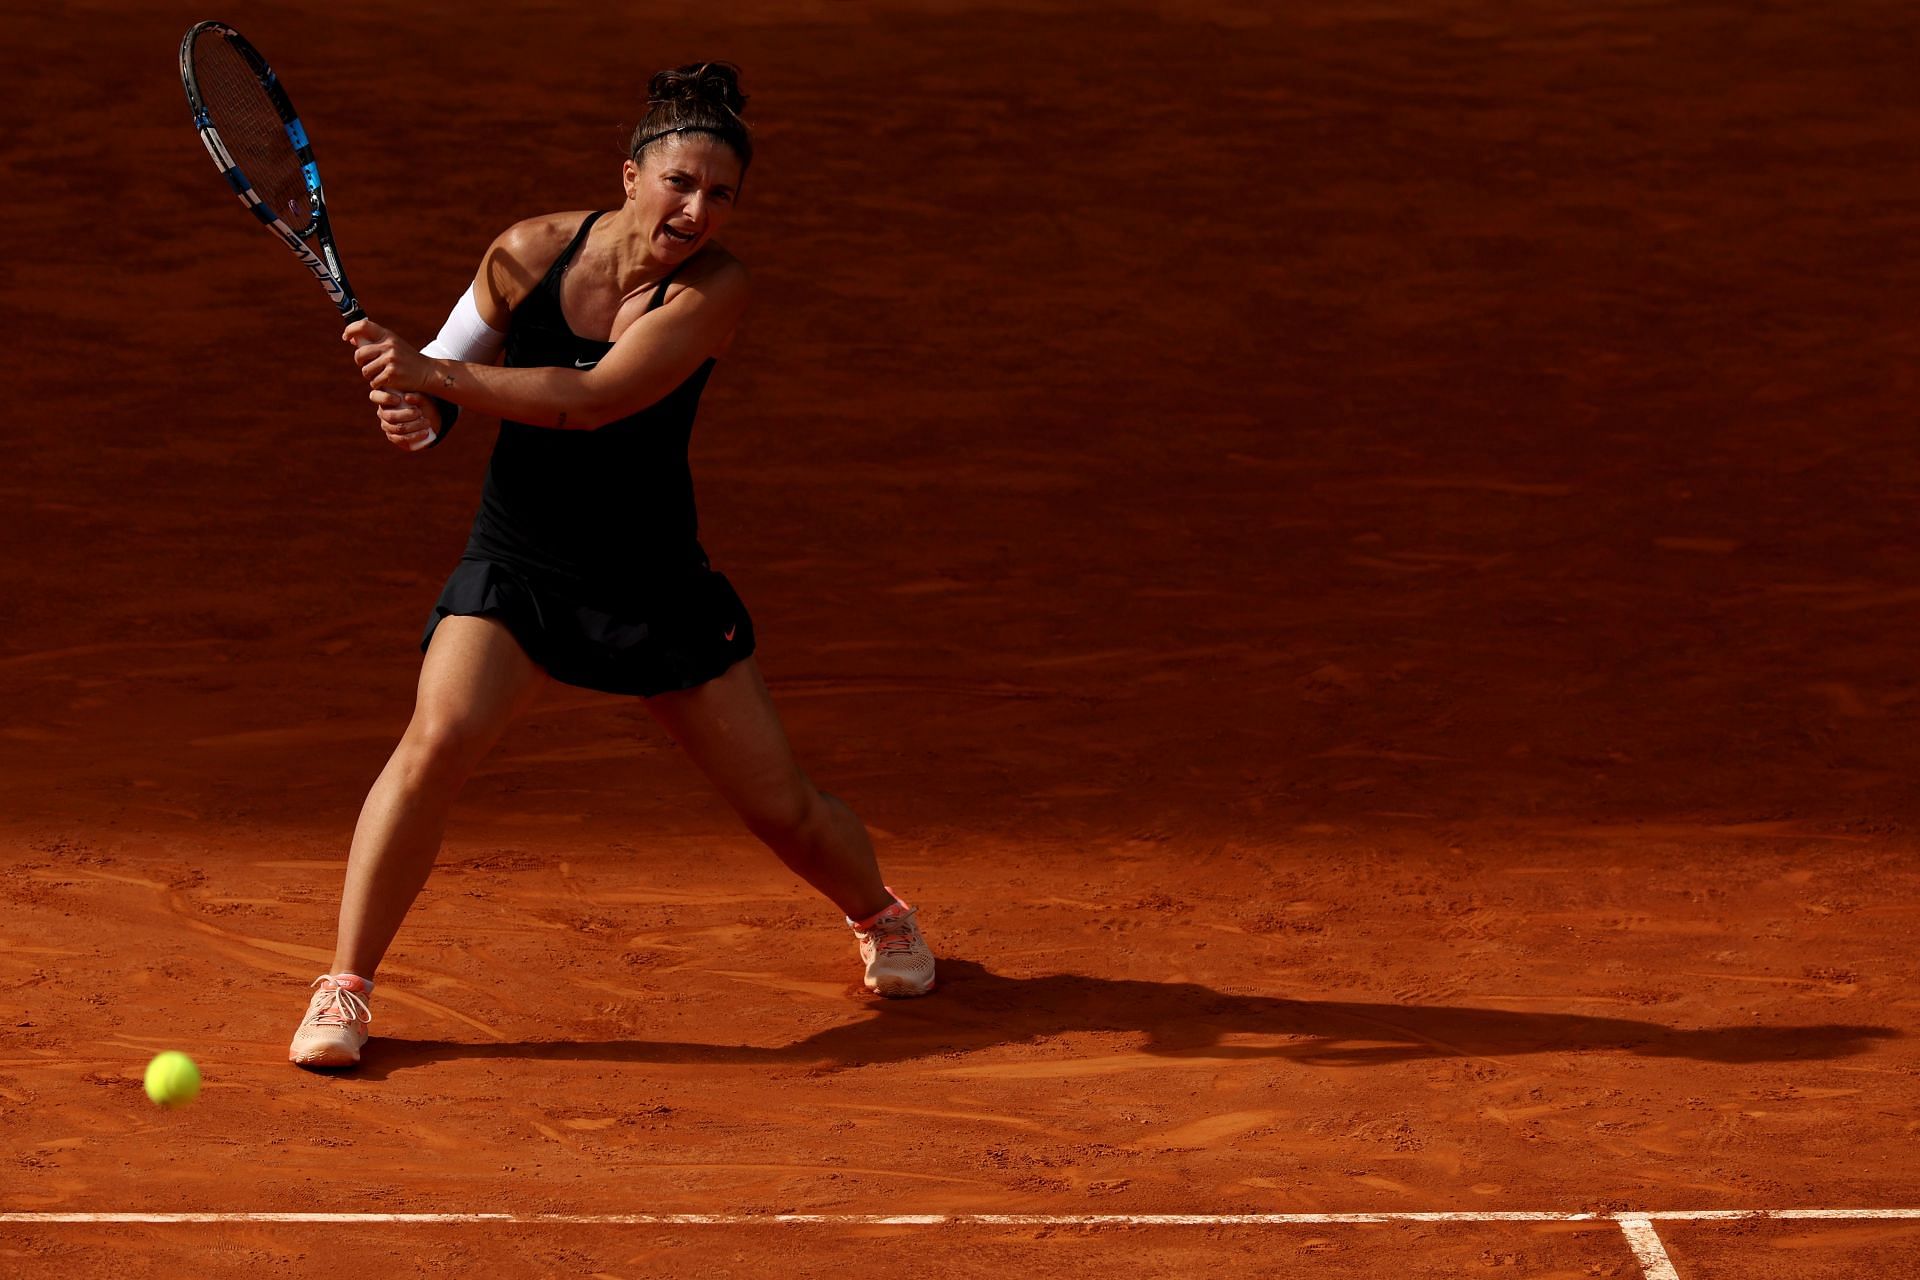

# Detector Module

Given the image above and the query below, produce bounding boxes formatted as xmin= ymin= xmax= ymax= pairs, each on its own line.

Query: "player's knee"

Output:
xmin=399 ymin=712 xmax=490 ymax=782
xmin=746 ymin=785 xmax=828 ymax=850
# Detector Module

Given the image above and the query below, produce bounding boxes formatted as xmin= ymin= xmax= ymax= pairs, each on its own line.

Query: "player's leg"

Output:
xmin=292 ymin=615 xmax=546 ymax=1068
xmin=643 ymin=656 xmax=935 ymax=996
xmin=332 ymin=614 xmax=549 ymax=977
xmin=645 ymin=655 xmax=887 ymax=917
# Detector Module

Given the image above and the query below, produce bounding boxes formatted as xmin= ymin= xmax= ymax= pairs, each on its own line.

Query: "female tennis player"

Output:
xmin=288 ymin=63 xmax=935 ymax=1070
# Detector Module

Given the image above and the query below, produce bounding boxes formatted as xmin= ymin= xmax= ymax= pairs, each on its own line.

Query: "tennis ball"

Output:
xmin=143 ymin=1051 xmax=201 ymax=1108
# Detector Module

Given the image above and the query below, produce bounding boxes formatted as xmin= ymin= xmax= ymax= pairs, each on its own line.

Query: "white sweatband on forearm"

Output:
xmin=422 ymin=283 xmax=507 ymax=363
xmin=415 ymin=284 xmax=508 ymax=448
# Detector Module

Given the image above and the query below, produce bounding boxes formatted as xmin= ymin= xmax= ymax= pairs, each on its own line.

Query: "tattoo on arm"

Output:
xmin=440 ymin=369 xmax=456 ymax=388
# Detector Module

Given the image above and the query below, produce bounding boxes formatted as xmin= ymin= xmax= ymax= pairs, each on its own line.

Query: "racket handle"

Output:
xmin=343 ymin=302 xmax=437 ymax=449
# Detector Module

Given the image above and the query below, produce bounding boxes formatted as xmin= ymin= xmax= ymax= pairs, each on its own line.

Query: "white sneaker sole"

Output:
xmin=869 ymin=973 xmax=936 ymax=999
xmin=289 ymin=1033 xmax=367 ymax=1069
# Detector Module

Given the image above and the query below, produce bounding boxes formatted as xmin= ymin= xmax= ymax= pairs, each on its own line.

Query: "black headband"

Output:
xmin=631 ymin=124 xmax=741 ymax=156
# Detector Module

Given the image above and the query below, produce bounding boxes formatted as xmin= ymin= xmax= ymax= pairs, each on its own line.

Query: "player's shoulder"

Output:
xmin=481 ymin=212 xmax=598 ymax=310
xmin=669 ymin=246 xmax=749 ymax=357
xmin=494 ymin=211 xmax=595 ymax=262
xmin=672 ymin=242 xmax=750 ymax=303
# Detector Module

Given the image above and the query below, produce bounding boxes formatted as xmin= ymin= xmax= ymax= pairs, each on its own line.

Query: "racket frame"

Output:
xmin=179 ymin=20 xmax=364 ymax=323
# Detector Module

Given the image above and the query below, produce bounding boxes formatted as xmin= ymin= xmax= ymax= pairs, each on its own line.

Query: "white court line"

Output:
xmin=3 ymin=1208 xmax=1918 ymax=1225
xmin=1617 ymin=1217 xmax=1680 ymax=1280
xmin=9 ymin=1206 xmax=1919 ymax=1278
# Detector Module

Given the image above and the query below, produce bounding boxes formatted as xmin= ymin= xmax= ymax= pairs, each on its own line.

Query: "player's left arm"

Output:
xmin=348 ymin=256 xmax=748 ymax=431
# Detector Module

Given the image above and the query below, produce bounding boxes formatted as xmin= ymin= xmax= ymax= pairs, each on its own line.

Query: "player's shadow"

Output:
xmin=359 ymin=958 xmax=1895 ymax=1078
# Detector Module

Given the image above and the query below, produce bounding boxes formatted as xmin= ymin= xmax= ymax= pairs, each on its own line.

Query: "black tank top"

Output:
xmin=464 ymin=210 xmax=719 ymax=601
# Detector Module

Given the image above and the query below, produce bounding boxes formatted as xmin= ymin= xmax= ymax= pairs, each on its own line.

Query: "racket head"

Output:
xmin=179 ymin=21 xmax=359 ymax=318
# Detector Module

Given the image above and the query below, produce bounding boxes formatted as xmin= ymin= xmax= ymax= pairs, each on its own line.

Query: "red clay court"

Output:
xmin=4 ymin=1 xmax=1919 ymax=1276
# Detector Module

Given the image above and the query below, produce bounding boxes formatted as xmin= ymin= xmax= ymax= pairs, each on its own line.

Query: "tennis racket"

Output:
xmin=179 ymin=21 xmax=362 ymax=323
xmin=179 ymin=22 xmax=437 ymax=445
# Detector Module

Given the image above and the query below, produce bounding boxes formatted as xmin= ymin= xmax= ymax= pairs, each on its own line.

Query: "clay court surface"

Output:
xmin=5 ymin=0 xmax=1920 ymax=1275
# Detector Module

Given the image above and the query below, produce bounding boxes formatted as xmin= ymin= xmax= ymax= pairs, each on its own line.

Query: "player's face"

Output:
xmin=624 ymin=137 xmax=744 ymax=259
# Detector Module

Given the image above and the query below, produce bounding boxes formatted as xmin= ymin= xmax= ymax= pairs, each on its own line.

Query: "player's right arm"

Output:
xmin=366 ymin=214 xmax=585 ymax=452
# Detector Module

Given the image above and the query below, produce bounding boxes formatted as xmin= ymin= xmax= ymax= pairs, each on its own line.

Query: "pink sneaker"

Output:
xmin=848 ymin=895 xmax=936 ymax=998
xmin=288 ymin=973 xmax=373 ymax=1069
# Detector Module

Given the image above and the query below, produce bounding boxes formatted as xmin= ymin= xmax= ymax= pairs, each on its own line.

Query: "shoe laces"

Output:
xmin=866 ymin=913 xmax=920 ymax=956
xmin=307 ymin=976 xmax=372 ymax=1028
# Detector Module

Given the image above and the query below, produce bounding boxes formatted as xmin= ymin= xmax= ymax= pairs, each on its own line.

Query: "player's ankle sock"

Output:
xmin=329 ymin=972 xmax=374 ymax=994
xmin=848 ymin=895 xmax=907 ymax=931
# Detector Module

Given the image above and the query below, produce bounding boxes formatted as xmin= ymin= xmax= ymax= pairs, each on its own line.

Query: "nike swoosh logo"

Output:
xmin=723 ymin=625 xmax=737 ymax=642
xmin=574 ymin=357 xmax=599 ymax=369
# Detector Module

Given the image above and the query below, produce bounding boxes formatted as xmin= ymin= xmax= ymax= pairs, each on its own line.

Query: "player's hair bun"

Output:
xmin=647 ymin=62 xmax=747 ymax=116
xmin=630 ymin=62 xmax=753 ymax=169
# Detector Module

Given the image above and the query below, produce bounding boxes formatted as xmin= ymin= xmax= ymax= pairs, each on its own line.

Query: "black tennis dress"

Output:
xmin=420 ymin=210 xmax=755 ymax=696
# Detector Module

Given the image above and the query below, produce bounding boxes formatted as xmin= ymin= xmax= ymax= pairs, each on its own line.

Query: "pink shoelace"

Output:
xmin=307 ymin=976 xmax=373 ymax=1027
xmin=866 ymin=915 xmax=920 ymax=956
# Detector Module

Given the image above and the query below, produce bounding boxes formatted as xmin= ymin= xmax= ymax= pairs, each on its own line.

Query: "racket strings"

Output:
xmin=191 ymin=32 xmax=314 ymax=234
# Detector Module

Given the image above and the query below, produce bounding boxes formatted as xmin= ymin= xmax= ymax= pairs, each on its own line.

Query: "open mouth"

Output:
xmin=662 ymin=225 xmax=697 ymax=244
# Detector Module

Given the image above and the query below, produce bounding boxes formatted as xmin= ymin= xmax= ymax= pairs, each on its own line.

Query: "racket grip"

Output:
xmin=345 ymin=303 xmax=443 ymax=452
xmin=343 ymin=302 xmax=369 ymax=347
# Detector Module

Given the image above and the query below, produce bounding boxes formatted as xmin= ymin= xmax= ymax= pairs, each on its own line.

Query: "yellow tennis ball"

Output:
xmin=143 ymin=1051 xmax=201 ymax=1108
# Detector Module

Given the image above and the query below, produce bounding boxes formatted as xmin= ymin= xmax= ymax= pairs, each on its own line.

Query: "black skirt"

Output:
xmin=420 ymin=556 xmax=756 ymax=698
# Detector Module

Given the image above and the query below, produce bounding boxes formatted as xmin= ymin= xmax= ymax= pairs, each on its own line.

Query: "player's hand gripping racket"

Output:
xmin=178 ymin=21 xmax=437 ymax=445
